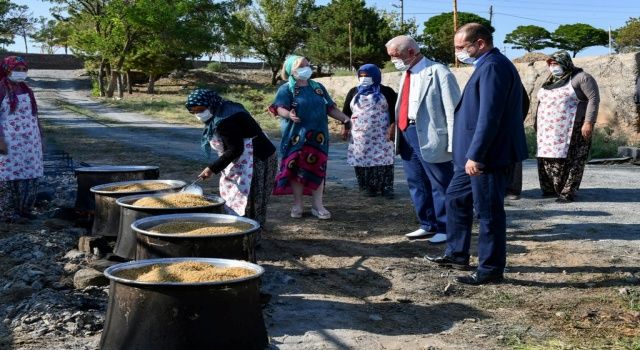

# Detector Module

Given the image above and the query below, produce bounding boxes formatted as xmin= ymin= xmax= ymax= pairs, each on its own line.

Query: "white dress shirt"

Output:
xmin=406 ymin=57 xmax=427 ymax=121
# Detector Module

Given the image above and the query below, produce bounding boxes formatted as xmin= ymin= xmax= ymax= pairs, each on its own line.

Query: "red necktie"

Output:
xmin=398 ymin=70 xmax=411 ymax=131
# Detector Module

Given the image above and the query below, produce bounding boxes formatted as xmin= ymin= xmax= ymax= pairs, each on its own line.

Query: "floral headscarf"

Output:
xmin=354 ymin=64 xmax=382 ymax=105
xmin=0 ymin=56 xmax=37 ymax=116
xmin=541 ymin=51 xmax=581 ymax=90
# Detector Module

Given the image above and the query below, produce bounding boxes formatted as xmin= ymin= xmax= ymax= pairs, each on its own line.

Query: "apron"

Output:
xmin=536 ymin=80 xmax=579 ymax=158
xmin=209 ymin=135 xmax=253 ymax=216
xmin=0 ymin=94 xmax=43 ymax=181
xmin=347 ymin=93 xmax=394 ymax=167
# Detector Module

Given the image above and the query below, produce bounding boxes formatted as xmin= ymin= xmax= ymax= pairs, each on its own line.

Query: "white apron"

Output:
xmin=0 ymin=94 xmax=43 ymax=181
xmin=347 ymin=93 xmax=394 ymax=167
xmin=536 ymin=80 xmax=579 ymax=158
xmin=209 ymin=135 xmax=253 ymax=216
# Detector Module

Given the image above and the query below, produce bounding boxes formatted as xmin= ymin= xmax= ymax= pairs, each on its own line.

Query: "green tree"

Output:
xmin=504 ymin=25 xmax=551 ymax=52
xmin=8 ymin=4 xmax=36 ymax=53
xmin=422 ymin=12 xmax=494 ymax=65
xmin=0 ymin=0 xmax=21 ymax=48
xmin=551 ymin=23 xmax=608 ymax=57
xmin=615 ymin=17 xmax=640 ymax=53
xmin=234 ymin=0 xmax=314 ymax=85
xmin=32 ymin=17 xmax=58 ymax=54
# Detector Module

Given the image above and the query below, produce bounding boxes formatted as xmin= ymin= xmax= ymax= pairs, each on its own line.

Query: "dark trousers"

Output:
xmin=400 ymin=125 xmax=453 ymax=233
xmin=505 ymin=162 xmax=522 ymax=196
xmin=445 ymin=166 xmax=508 ymax=275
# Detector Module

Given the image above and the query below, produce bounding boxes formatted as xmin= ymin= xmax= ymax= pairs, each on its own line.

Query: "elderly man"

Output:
xmin=426 ymin=23 xmax=528 ymax=285
xmin=386 ymin=35 xmax=461 ymax=244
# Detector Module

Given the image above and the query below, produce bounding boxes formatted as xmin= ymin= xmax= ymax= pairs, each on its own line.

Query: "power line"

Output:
xmin=493 ymin=12 xmax=562 ymax=25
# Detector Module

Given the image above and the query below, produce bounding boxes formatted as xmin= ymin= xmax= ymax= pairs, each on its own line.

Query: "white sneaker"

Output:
xmin=405 ymin=228 xmax=431 ymax=239
xmin=427 ymin=233 xmax=447 ymax=244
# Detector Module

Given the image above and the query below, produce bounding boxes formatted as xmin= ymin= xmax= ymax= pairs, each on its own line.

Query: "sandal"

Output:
xmin=311 ymin=207 xmax=331 ymax=220
xmin=290 ymin=206 xmax=303 ymax=218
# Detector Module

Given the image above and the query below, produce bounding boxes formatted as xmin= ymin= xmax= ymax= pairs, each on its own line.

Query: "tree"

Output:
xmin=422 ymin=12 xmax=494 ymax=65
xmin=551 ymin=23 xmax=608 ymax=57
xmin=0 ymin=0 xmax=20 ymax=48
xmin=615 ymin=17 xmax=640 ymax=53
xmin=32 ymin=17 xmax=58 ymax=54
xmin=504 ymin=25 xmax=551 ymax=52
xmin=234 ymin=0 xmax=314 ymax=85
xmin=8 ymin=5 xmax=36 ymax=53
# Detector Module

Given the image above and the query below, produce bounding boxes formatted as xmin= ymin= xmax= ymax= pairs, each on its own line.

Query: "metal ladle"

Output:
xmin=180 ymin=177 xmax=203 ymax=195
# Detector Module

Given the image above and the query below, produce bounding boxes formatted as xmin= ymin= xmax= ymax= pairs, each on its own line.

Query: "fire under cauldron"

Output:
xmin=90 ymin=180 xmax=186 ymax=237
xmin=100 ymin=257 xmax=268 ymax=350
xmin=113 ymin=193 xmax=225 ymax=260
xmin=132 ymin=213 xmax=260 ymax=262
xmin=74 ymin=165 xmax=160 ymax=212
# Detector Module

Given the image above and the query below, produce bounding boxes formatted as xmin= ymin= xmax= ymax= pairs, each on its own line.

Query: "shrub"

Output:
xmin=205 ymin=62 xmax=227 ymax=73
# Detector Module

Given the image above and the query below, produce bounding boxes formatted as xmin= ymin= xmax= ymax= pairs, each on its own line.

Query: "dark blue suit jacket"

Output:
xmin=453 ymin=48 xmax=528 ymax=170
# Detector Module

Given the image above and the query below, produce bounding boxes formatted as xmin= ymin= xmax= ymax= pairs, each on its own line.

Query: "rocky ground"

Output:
xmin=1 ymin=69 xmax=639 ymax=350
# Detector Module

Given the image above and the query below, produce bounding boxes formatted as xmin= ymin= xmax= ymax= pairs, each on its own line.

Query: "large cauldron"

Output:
xmin=90 ymin=180 xmax=186 ymax=237
xmin=100 ymin=257 xmax=268 ymax=350
xmin=113 ymin=194 xmax=224 ymax=260
xmin=132 ymin=213 xmax=260 ymax=262
xmin=75 ymin=166 xmax=160 ymax=212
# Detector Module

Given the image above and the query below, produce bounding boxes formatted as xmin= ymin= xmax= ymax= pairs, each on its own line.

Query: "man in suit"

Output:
xmin=426 ymin=23 xmax=528 ymax=285
xmin=386 ymin=35 xmax=461 ymax=244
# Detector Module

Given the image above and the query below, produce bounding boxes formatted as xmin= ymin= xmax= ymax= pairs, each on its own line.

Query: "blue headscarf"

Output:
xmin=185 ymin=88 xmax=248 ymax=158
xmin=354 ymin=64 xmax=382 ymax=105
xmin=284 ymin=55 xmax=323 ymax=95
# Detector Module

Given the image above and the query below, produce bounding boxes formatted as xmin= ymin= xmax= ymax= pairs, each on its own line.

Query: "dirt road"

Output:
xmin=7 ymin=69 xmax=640 ymax=349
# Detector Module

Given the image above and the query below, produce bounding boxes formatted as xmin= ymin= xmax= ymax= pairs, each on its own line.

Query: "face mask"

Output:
xmin=9 ymin=71 xmax=27 ymax=82
xmin=392 ymin=58 xmax=410 ymax=71
xmin=549 ymin=65 xmax=564 ymax=77
xmin=358 ymin=77 xmax=373 ymax=87
xmin=195 ymin=109 xmax=213 ymax=123
xmin=455 ymin=49 xmax=476 ymax=64
xmin=294 ymin=67 xmax=312 ymax=81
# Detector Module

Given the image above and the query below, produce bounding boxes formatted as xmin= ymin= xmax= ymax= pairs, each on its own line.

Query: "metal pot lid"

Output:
xmin=116 ymin=193 xmax=225 ymax=210
xmin=131 ymin=213 xmax=259 ymax=238
xmin=104 ymin=257 xmax=264 ymax=286
xmin=75 ymin=165 xmax=159 ymax=173
xmin=91 ymin=179 xmax=186 ymax=195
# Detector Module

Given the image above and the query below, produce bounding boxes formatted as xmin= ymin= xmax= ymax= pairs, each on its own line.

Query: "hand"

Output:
xmin=0 ymin=137 xmax=7 ymax=155
xmin=341 ymin=125 xmax=350 ymax=140
xmin=581 ymin=122 xmax=593 ymax=139
xmin=198 ymin=167 xmax=214 ymax=180
xmin=465 ymin=159 xmax=484 ymax=176
xmin=289 ymin=109 xmax=301 ymax=123
xmin=387 ymin=123 xmax=395 ymax=142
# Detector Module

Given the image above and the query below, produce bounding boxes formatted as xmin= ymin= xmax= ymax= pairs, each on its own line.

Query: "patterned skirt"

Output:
xmin=245 ymin=153 xmax=278 ymax=227
xmin=354 ymin=165 xmax=394 ymax=196
xmin=0 ymin=178 xmax=39 ymax=220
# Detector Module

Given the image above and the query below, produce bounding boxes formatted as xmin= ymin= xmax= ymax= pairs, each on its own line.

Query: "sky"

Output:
xmin=9 ymin=0 xmax=640 ymax=59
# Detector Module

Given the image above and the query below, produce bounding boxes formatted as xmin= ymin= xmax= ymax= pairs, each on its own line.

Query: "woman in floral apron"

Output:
xmin=0 ymin=56 xmax=43 ymax=222
xmin=535 ymin=51 xmax=600 ymax=203
xmin=342 ymin=64 xmax=397 ymax=198
xmin=185 ymin=89 xmax=277 ymax=228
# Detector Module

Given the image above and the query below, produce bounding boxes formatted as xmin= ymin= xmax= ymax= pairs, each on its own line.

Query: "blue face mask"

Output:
xmin=294 ymin=67 xmax=312 ymax=81
xmin=358 ymin=77 xmax=373 ymax=86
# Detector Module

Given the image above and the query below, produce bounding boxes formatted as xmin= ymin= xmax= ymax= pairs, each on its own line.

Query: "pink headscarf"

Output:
xmin=0 ymin=56 xmax=38 ymax=116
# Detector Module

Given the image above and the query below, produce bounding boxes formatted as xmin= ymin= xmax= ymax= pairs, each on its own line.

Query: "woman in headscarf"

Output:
xmin=185 ymin=88 xmax=277 ymax=228
xmin=342 ymin=64 xmax=397 ymax=198
xmin=535 ymin=51 xmax=600 ymax=203
xmin=0 ymin=56 xmax=42 ymax=223
xmin=269 ymin=55 xmax=351 ymax=220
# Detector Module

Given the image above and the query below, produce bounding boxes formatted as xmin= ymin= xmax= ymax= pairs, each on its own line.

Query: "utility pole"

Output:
xmin=453 ymin=0 xmax=459 ymax=67
xmin=348 ymin=21 xmax=353 ymax=70
xmin=392 ymin=0 xmax=404 ymax=33
xmin=489 ymin=5 xmax=493 ymax=24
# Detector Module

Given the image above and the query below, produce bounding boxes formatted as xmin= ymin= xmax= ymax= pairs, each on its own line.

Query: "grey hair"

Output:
xmin=385 ymin=35 xmax=419 ymax=53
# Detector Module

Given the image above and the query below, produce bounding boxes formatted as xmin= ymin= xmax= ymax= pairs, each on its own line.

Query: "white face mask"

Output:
xmin=455 ymin=49 xmax=476 ymax=64
xmin=9 ymin=71 xmax=27 ymax=82
xmin=294 ymin=66 xmax=312 ymax=81
xmin=195 ymin=109 xmax=213 ymax=123
xmin=392 ymin=58 xmax=410 ymax=71
xmin=549 ymin=65 xmax=564 ymax=77
xmin=358 ymin=77 xmax=373 ymax=87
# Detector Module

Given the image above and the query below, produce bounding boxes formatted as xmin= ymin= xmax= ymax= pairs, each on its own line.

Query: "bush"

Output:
xmin=205 ymin=62 xmax=227 ymax=73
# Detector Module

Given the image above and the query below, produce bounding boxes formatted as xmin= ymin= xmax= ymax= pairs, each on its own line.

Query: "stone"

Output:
xmin=78 ymin=236 xmax=110 ymax=254
xmin=618 ymin=146 xmax=640 ymax=161
xmin=43 ymin=218 xmax=71 ymax=230
xmin=86 ymin=259 xmax=117 ymax=272
xmin=73 ymin=268 xmax=108 ymax=289
xmin=64 ymin=249 xmax=86 ymax=260
xmin=63 ymin=263 xmax=80 ymax=274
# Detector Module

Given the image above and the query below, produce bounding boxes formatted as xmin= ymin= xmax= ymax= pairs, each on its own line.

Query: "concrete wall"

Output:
xmin=0 ymin=52 xmax=84 ymax=70
xmin=316 ymin=52 xmax=640 ymax=142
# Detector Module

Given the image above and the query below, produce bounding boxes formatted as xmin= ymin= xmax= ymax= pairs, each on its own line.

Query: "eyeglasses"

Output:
xmin=454 ymin=39 xmax=478 ymax=51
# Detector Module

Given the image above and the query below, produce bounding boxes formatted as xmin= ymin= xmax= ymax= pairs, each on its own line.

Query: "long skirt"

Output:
xmin=354 ymin=165 xmax=394 ymax=196
xmin=537 ymin=121 xmax=592 ymax=199
xmin=245 ymin=153 xmax=278 ymax=227
xmin=0 ymin=178 xmax=39 ymax=220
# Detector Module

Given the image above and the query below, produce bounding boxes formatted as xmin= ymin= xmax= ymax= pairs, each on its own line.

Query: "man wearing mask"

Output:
xmin=385 ymin=35 xmax=461 ymax=244
xmin=426 ymin=23 xmax=528 ymax=285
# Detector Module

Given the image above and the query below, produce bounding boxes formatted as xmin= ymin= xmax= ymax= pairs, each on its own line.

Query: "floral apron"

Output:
xmin=209 ymin=135 xmax=253 ymax=216
xmin=536 ymin=80 xmax=579 ymax=158
xmin=0 ymin=94 xmax=43 ymax=181
xmin=347 ymin=94 xmax=394 ymax=167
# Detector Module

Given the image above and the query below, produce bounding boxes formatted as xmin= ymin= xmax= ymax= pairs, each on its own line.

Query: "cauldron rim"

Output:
xmin=91 ymin=179 xmax=186 ymax=195
xmin=103 ymin=257 xmax=264 ymax=286
xmin=132 ymin=213 xmax=259 ymax=238
xmin=75 ymin=165 xmax=159 ymax=173
xmin=116 ymin=193 xmax=225 ymax=211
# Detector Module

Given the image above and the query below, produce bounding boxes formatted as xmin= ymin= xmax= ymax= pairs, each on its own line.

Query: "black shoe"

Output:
xmin=425 ymin=255 xmax=470 ymax=270
xmin=456 ymin=271 xmax=504 ymax=285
